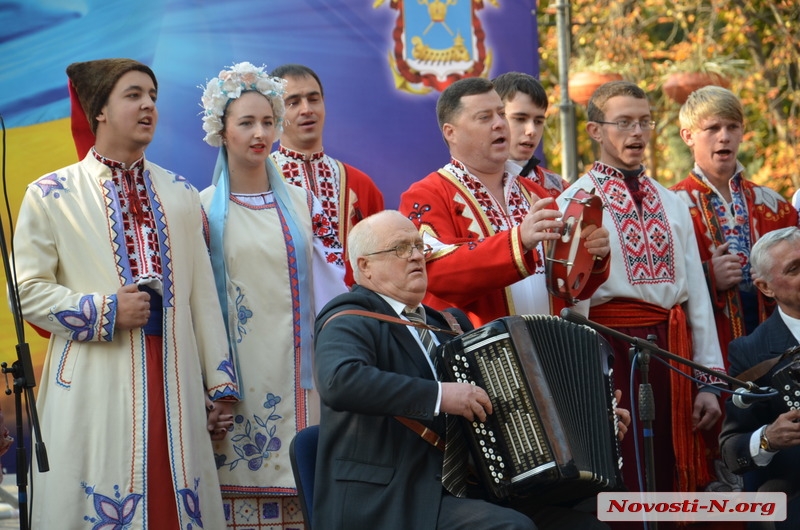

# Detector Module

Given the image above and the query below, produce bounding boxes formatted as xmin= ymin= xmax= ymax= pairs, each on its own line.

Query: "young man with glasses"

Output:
xmin=561 ymin=80 xmax=726 ymax=501
xmin=399 ymin=77 xmax=611 ymax=328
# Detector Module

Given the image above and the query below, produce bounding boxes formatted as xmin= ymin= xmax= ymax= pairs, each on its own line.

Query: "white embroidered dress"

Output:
xmin=199 ymin=183 xmax=345 ymax=526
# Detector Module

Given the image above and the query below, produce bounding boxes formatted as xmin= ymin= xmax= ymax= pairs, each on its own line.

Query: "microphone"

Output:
xmin=559 ymin=308 xmax=593 ymax=328
xmin=731 ymin=386 xmax=775 ymax=409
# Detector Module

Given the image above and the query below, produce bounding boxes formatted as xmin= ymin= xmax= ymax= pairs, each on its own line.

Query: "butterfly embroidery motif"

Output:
xmin=34 ymin=173 xmax=68 ymax=198
xmin=54 ymin=295 xmax=97 ymax=341
xmin=82 ymin=483 xmax=142 ymax=530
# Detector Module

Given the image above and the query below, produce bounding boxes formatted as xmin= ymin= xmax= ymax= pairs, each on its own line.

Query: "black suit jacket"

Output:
xmin=719 ymin=309 xmax=800 ymax=490
xmin=312 ymin=285 xmax=472 ymax=530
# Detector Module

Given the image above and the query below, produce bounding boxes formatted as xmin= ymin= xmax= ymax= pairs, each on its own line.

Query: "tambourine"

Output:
xmin=545 ymin=188 xmax=604 ymax=303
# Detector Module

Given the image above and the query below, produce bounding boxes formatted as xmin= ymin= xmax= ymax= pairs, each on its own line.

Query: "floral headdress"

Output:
xmin=200 ymin=61 xmax=286 ymax=147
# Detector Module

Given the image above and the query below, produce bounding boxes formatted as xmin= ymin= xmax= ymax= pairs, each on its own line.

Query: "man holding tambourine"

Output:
xmin=399 ymin=77 xmax=611 ymax=329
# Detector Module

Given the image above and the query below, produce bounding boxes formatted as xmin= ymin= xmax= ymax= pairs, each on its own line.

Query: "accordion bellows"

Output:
xmin=440 ymin=314 xmax=623 ymax=503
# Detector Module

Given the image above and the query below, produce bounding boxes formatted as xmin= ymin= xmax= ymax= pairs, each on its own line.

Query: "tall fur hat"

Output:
xmin=66 ymin=58 xmax=158 ymax=147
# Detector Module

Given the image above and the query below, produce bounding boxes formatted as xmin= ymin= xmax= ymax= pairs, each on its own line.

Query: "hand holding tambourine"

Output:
xmin=546 ymin=188 xmax=608 ymax=303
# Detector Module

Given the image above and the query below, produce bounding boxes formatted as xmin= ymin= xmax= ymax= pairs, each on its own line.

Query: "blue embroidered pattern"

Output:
xmin=215 ymin=392 xmax=283 ymax=473
xmin=208 ymin=358 xmax=239 ymax=401
xmin=144 ymin=169 xmax=174 ymax=309
xmin=53 ymin=295 xmax=97 ymax=341
xmin=711 ymin=174 xmax=753 ymax=286
xmin=234 ymin=286 xmax=252 ymax=344
xmin=177 ymin=478 xmax=204 ymax=529
xmin=82 ymin=479 xmax=207 ymax=529
xmin=34 ymin=173 xmax=68 ymax=198
xmin=172 ymin=172 xmax=192 ymax=190
xmin=218 ymin=358 xmax=237 ymax=386
xmin=103 ymin=180 xmax=134 ymax=286
xmin=82 ymin=483 xmax=142 ymax=529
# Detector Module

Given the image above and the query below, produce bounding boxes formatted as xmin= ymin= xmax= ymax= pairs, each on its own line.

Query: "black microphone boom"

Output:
xmin=559 ymin=308 xmax=757 ymax=392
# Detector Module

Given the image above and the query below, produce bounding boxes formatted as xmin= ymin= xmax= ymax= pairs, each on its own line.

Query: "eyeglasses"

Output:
xmin=364 ymin=242 xmax=433 ymax=259
xmin=594 ymin=119 xmax=656 ymax=131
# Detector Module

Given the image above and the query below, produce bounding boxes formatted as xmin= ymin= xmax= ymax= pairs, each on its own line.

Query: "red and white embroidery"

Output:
xmin=272 ymin=147 xmax=342 ymax=237
xmin=446 ymin=160 xmax=529 ymax=232
xmin=589 ymin=162 xmax=675 ymax=284
xmin=94 ymin=150 xmax=162 ymax=283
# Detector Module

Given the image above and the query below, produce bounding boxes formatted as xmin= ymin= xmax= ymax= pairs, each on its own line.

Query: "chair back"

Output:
xmin=290 ymin=424 xmax=319 ymax=528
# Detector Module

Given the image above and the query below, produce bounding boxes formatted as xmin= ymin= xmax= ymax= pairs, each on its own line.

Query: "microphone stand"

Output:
xmin=560 ymin=308 xmax=764 ymax=530
xmin=560 ymin=308 xmax=763 ymax=392
xmin=0 ymin=114 xmax=48 ymax=530
xmin=633 ymin=336 xmax=658 ymax=497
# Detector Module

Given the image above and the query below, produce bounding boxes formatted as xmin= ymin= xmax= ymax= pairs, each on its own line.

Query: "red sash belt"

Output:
xmin=590 ymin=298 xmax=711 ymax=492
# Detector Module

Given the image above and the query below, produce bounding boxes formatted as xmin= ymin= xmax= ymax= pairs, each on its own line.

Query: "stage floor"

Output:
xmin=0 ymin=475 xmax=20 ymax=529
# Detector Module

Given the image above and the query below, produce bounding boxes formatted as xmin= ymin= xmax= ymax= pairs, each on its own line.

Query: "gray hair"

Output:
xmin=750 ymin=227 xmax=800 ymax=281
xmin=347 ymin=210 xmax=409 ymax=283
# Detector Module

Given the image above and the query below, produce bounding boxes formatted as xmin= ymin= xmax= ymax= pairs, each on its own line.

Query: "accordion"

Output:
xmin=771 ymin=346 xmax=800 ymax=410
xmin=439 ymin=314 xmax=623 ymax=502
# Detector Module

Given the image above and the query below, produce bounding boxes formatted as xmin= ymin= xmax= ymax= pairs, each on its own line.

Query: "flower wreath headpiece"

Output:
xmin=200 ymin=61 xmax=286 ymax=147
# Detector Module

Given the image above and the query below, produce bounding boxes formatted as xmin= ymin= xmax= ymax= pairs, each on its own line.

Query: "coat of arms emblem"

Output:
xmin=375 ymin=0 xmax=498 ymax=94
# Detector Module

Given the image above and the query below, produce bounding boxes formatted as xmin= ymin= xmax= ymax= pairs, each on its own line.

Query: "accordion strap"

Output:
xmin=736 ymin=345 xmax=800 ymax=384
xmin=394 ymin=416 xmax=445 ymax=451
xmin=440 ymin=311 xmax=464 ymax=335
xmin=320 ymin=308 xmax=460 ymax=335
xmin=320 ymin=307 xmax=464 ymax=452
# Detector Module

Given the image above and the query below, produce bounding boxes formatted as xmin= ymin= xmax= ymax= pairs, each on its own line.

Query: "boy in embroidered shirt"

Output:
xmin=671 ymin=85 xmax=798 ymax=360
xmin=670 ymin=86 xmax=798 ymax=499
xmin=14 ymin=58 xmax=237 ymax=529
xmin=492 ymin=71 xmax=569 ymax=197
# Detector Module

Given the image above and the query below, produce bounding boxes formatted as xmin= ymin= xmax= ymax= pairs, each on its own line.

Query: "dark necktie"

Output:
xmin=403 ymin=307 xmax=439 ymax=372
xmin=623 ymin=173 xmax=647 ymax=208
xmin=403 ymin=307 xmax=468 ymax=498
xmin=519 ymin=156 xmax=539 ymax=177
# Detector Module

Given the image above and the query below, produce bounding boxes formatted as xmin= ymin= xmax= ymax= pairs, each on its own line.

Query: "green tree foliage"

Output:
xmin=537 ymin=0 xmax=800 ymax=196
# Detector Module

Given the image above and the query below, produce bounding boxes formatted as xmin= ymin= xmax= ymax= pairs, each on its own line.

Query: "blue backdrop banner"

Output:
xmin=0 ymin=0 xmax=538 ymax=208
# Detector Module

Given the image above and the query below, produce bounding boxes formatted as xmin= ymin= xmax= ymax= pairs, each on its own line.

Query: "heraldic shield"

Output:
xmin=375 ymin=0 xmax=497 ymax=94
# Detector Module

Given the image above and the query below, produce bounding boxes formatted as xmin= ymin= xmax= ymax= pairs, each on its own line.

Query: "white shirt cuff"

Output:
xmin=750 ymin=425 xmax=777 ymax=466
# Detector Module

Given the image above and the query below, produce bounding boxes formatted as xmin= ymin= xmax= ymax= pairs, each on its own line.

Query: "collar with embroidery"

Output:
xmin=277 ymin=144 xmax=325 ymax=162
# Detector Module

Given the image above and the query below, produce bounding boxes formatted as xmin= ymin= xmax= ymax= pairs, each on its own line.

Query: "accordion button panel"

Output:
xmin=441 ymin=315 xmax=624 ymax=502
xmin=450 ymin=352 xmax=508 ymax=484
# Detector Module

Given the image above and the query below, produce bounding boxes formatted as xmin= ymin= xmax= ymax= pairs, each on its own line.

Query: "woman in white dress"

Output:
xmin=199 ymin=62 xmax=347 ymax=529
